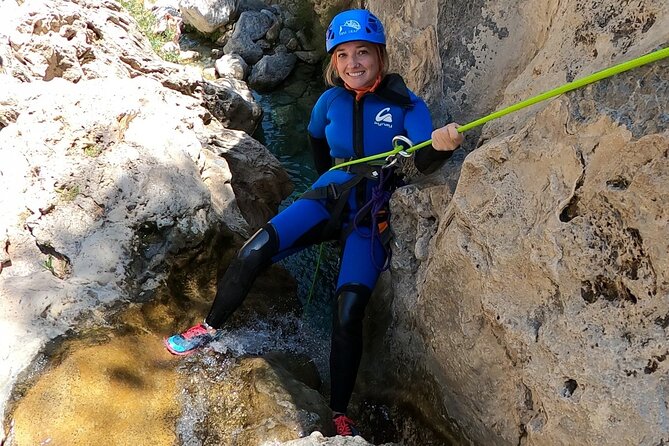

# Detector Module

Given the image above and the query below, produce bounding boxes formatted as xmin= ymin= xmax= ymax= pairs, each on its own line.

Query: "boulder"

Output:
xmin=215 ymin=53 xmax=248 ymax=79
xmin=248 ymin=52 xmax=297 ymax=91
xmin=179 ymin=0 xmax=239 ymax=34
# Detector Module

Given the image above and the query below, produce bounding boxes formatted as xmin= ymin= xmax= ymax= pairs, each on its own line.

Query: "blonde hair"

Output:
xmin=324 ymin=44 xmax=389 ymax=86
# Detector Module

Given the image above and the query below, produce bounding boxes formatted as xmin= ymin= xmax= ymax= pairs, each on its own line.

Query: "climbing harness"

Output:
xmin=329 ymin=46 xmax=669 ymax=172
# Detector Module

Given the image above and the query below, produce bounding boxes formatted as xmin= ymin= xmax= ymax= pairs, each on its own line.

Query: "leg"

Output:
xmin=329 ymin=226 xmax=387 ymax=419
xmin=206 ymin=198 xmax=334 ymax=328
xmin=165 ymin=198 xmax=334 ymax=355
xmin=329 ymin=283 xmax=371 ymax=414
xmin=204 ymin=224 xmax=278 ymax=328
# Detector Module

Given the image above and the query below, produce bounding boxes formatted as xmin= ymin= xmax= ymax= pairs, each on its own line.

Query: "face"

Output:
xmin=334 ymin=41 xmax=381 ymax=89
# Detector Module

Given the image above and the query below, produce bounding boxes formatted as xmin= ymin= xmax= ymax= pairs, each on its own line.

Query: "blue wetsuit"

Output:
xmin=270 ymin=74 xmax=444 ymax=290
xmin=205 ymin=73 xmax=453 ymax=413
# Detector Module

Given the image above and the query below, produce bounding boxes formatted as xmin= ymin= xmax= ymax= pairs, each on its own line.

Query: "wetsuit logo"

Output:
xmin=339 ymin=20 xmax=361 ymax=35
xmin=374 ymin=107 xmax=393 ymax=128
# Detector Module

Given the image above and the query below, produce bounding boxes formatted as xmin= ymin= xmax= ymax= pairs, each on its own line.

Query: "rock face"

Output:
xmin=0 ymin=0 xmax=291 ymax=438
xmin=179 ymin=0 xmax=240 ymax=33
xmin=3 ymin=0 xmax=668 ymax=444
xmin=356 ymin=0 xmax=669 ymax=445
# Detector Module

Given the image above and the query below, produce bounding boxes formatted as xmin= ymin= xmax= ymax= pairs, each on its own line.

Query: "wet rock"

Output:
xmin=187 ymin=354 xmax=334 ymax=444
xmin=281 ymin=431 xmax=392 ymax=445
xmin=9 ymin=333 xmax=181 ymax=446
xmin=249 ymin=52 xmax=297 ymax=91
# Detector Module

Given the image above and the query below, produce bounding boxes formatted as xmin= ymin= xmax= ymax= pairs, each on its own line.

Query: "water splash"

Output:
xmin=175 ymin=388 xmax=206 ymax=446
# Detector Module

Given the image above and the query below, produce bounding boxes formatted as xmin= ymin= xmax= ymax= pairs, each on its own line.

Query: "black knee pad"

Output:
xmin=334 ymin=284 xmax=372 ymax=333
xmin=236 ymin=224 xmax=279 ymax=271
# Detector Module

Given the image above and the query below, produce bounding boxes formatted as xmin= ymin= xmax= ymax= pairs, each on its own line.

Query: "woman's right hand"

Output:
xmin=431 ymin=123 xmax=464 ymax=151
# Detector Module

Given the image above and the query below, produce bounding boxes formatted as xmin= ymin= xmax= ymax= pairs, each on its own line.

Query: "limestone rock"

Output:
xmin=357 ymin=0 xmax=669 ymax=445
xmin=215 ymin=53 xmax=248 ymax=79
xmin=0 ymin=0 xmax=290 ymax=438
xmin=179 ymin=0 xmax=239 ymax=34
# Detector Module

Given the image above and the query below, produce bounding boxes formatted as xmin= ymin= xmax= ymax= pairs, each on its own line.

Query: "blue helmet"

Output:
xmin=325 ymin=9 xmax=386 ymax=53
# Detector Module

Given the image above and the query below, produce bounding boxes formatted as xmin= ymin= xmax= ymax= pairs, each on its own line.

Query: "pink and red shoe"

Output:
xmin=164 ymin=323 xmax=218 ymax=356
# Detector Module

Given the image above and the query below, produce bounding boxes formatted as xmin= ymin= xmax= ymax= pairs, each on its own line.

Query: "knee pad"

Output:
xmin=334 ymin=284 xmax=372 ymax=333
xmin=235 ymin=224 xmax=279 ymax=271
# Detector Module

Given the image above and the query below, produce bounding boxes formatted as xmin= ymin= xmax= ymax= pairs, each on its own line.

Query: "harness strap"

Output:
xmin=299 ymin=164 xmax=380 ymax=201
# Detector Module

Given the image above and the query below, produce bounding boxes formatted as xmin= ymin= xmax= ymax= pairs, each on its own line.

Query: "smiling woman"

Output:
xmin=331 ymin=41 xmax=383 ymax=90
xmin=164 ymin=8 xmax=464 ymax=439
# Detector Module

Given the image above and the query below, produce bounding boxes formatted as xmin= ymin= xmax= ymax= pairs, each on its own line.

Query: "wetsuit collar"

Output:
xmin=373 ymin=73 xmax=413 ymax=106
xmin=336 ymin=73 xmax=413 ymax=106
xmin=344 ymin=74 xmax=382 ymax=101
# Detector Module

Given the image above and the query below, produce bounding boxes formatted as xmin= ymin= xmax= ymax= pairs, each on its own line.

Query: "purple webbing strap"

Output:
xmin=352 ymin=167 xmax=393 ymax=271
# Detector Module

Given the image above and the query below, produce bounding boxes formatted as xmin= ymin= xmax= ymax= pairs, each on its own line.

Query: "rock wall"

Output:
xmin=355 ymin=0 xmax=669 ymax=445
xmin=2 ymin=0 xmax=667 ymax=443
xmin=0 ymin=0 xmax=291 ymax=437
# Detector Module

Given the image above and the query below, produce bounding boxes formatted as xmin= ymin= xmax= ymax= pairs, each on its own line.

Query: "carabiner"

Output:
xmin=384 ymin=155 xmax=399 ymax=169
xmin=391 ymin=135 xmax=414 ymax=154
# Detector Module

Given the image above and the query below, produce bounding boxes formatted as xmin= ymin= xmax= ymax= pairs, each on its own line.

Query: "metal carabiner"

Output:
xmin=384 ymin=155 xmax=399 ymax=169
xmin=384 ymin=135 xmax=414 ymax=169
xmin=391 ymin=135 xmax=414 ymax=154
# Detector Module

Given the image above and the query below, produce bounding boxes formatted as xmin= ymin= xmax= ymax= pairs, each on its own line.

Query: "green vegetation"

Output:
xmin=118 ymin=0 xmax=180 ymax=63
xmin=83 ymin=143 xmax=103 ymax=157
xmin=56 ymin=185 xmax=80 ymax=203
xmin=43 ymin=255 xmax=55 ymax=274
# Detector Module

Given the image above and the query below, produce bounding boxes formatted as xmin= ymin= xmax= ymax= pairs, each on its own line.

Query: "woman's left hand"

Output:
xmin=431 ymin=123 xmax=464 ymax=151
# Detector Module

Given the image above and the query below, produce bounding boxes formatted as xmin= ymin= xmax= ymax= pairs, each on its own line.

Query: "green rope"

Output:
xmin=307 ymin=46 xmax=668 ymax=300
xmin=330 ymin=46 xmax=669 ymax=170
xmin=306 ymin=242 xmax=326 ymax=305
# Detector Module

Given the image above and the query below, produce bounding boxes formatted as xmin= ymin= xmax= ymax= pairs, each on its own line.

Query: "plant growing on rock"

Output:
xmin=119 ymin=0 xmax=180 ymax=63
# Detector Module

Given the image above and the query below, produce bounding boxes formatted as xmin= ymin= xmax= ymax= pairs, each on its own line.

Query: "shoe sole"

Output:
xmin=163 ymin=337 xmax=197 ymax=356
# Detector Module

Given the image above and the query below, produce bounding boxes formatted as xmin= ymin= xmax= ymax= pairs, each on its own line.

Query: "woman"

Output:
xmin=165 ymin=9 xmax=464 ymax=437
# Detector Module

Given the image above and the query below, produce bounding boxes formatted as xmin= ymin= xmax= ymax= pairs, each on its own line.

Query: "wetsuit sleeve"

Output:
xmin=414 ymin=144 xmax=453 ymax=174
xmin=307 ymin=91 xmax=333 ymax=175
xmin=309 ymin=134 xmax=333 ymax=175
xmin=405 ymin=98 xmax=453 ymax=174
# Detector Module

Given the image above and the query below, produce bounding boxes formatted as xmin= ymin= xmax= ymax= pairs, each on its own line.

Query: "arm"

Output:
xmin=414 ymin=144 xmax=453 ymax=174
xmin=309 ymin=134 xmax=333 ymax=175
xmin=405 ymin=98 xmax=460 ymax=174
xmin=307 ymin=90 xmax=333 ymax=175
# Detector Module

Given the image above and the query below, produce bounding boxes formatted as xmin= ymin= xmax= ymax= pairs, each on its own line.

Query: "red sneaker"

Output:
xmin=333 ymin=414 xmax=360 ymax=437
xmin=164 ymin=323 xmax=216 ymax=356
